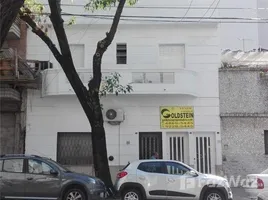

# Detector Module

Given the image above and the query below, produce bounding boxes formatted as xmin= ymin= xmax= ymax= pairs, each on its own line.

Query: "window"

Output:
xmin=57 ymin=132 xmax=93 ymax=165
xmin=28 ymin=159 xmax=53 ymax=175
xmin=117 ymin=43 xmax=127 ymax=64
xmin=159 ymin=44 xmax=185 ymax=68
xmin=138 ymin=162 xmax=164 ymax=174
xmin=165 ymin=162 xmax=190 ymax=175
xmin=3 ymin=159 xmax=24 ymax=173
xmin=264 ymin=130 xmax=268 ymax=155
xmin=0 ymin=160 xmax=3 ymax=171
xmin=69 ymin=44 xmax=85 ymax=68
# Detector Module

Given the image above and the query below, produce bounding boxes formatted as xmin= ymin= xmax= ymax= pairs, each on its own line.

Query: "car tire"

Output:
xmin=122 ymin=189 xmax=142 ymax=200
xmin=64 ymin=188 xmax=87 ymax=200
xmin=204 ymin=189 xmax=225 ymax=200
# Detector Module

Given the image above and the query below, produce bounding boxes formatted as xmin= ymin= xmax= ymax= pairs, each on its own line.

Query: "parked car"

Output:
xmin=114 ymin=159 xmax=233 ymax=200
xmin=244 ymin=168 xmax=268 ymax=200
xmin=257 ymin=191 xmax=268 ymax=200
xmin=0 ymin=154 xmax=107 ymax=200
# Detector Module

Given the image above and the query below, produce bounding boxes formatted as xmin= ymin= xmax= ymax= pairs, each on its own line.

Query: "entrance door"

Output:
xmin=193 ymin=133 xmax=215 ymax=174
xmin=139 ymin=132 xmax=163 ymax=159
xmin=166 ymin=133 xmax=189 ymax=164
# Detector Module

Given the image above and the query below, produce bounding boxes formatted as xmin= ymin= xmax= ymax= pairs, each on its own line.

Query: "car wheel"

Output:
xmin=64 ymin=188 xmax=86 ymax=200
xmin=204 ymin=189 xmax=225 ymax=200
xmin=122 ymin=189 xmax=142 ymax=200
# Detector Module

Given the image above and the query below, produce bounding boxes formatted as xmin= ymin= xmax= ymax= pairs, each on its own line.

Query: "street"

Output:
xmin=232 ymin=187 xmax=248 ymax=200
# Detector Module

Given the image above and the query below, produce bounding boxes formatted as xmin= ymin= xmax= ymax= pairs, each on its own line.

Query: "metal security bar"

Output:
xmin=139 ymin=132 xmax=163 ymax=159
xmin=57 ymin=132 xmax=93 ymax=165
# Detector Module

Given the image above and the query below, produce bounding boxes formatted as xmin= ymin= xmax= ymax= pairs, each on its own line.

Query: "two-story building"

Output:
xmin=25 ymin=0 xmax=222 ymax=180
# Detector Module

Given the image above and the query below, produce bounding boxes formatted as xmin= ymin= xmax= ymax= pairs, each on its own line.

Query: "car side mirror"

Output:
xmin=50 ymin=169 xmax=58 ymax=176
xmin=187 ymin=170 xmax=198 ymax=177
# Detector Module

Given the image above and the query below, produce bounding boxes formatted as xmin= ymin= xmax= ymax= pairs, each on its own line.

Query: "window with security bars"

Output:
xmin=117 ymin=43 xmax=127 ymax=64
xmin=57 ymin=132 xmax=93 ymax=165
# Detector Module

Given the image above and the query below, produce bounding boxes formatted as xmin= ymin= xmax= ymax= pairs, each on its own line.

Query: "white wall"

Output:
xmin=26 ymin=93 xmax=220 ymax=166
xmin=36 ymin=0 xmax=264 ymax=51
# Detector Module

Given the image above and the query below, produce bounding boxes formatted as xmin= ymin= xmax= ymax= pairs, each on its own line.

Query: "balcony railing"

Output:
xmin=42 ymin=68 xmax=198 ymax=96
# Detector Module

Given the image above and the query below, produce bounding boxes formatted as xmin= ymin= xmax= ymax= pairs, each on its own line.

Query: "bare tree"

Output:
xmin=19 ymin=0 xmax=129 ymax=193
xmin=0 ymin=0 xmax=25 ymax=48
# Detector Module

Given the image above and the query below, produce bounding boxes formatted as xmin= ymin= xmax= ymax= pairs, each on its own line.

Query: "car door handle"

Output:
xmin=168 ymin=178 xmax=175 ymax=183
xmin=138 ymin=176 xmax=145 ymax=180
xmin=27 ymin=177 xmax=33 ymax=180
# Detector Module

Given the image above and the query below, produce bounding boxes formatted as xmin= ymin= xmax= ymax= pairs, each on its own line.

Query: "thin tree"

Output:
xmin=0 ymin=0 xmax=25 ymax=48
xmin=19 ymin=0 xmax=133 ymax=193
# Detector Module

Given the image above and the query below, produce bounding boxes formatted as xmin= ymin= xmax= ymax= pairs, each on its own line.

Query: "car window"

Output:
xmin=0 ymin=160 xmax=3 ymax=171
xmin=3 ymin=159 xmax=24 ymax=173
xmin=138 ymin=162 xmax=164 ymax=174
xmin=28 ymin=159 xmax=53 ymax=175
xmin=261 ymin=168 xmax=268 ymax=174
xmin=165 ymin=162 xmax=190 ymax=175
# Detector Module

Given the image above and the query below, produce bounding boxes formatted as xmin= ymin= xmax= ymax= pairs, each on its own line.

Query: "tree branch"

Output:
xmin=91 ymin=0 xmax=126 ymax=89
xmin=0 ymin=0 xmax=25 ymax=48
xmin=48 ymin=0 xmax=74 ymax=64
xmin=19 ymin=11 xmax=63 ymax=64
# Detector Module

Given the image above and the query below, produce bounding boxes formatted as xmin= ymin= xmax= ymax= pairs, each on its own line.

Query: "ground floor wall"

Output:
xmin=221 ymin=117 xmax=268 ymax=186
xmin=26 ymin=90 xmax=222 ymax=180
xmin=0 ymin=89 xmax=27 ymax=155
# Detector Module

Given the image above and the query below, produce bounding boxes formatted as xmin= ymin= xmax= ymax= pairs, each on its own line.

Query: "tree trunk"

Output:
xmin=91 ymin=126 xmax=114 ymax=190
xmin=0 ymin=0 xmax=24 ymax=48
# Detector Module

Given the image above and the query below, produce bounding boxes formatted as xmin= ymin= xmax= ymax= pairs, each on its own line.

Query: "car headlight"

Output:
xmin=88 ymin=177 xmax=96 ymax=184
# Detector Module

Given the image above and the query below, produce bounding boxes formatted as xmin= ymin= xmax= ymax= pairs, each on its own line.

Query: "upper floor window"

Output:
xmin=117 ymin=43 xmax=127 ymax=64
xmin=70 ymin=44 xmax=85 ymax=68
xmin=3 ymin=159 xmax=24 ymax=173
xmin=159 ymin=44 xmax=185 ymax=68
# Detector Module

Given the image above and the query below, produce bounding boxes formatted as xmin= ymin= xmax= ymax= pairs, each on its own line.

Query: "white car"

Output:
xmin=114 ymin=159 xmax=233 ymax=200
xmin=257 ymin=192 xmax=268 ymax=200
xmin=245 ymin=168 xmax=268 ymax=200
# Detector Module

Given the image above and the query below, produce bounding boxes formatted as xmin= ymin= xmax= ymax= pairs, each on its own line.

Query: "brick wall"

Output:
xmin=7 ymin=20 xmax=27 ymax=58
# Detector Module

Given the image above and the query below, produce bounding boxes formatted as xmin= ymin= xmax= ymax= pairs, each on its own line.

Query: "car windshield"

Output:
xmin=45 ymin=158 xmax=72 ymax=172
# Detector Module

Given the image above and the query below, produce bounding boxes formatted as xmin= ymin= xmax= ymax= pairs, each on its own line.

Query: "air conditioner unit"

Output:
xmin=104 ymin=108 xmax=124 ymax=122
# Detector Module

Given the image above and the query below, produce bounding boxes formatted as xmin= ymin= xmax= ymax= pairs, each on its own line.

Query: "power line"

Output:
xmin=198 ymin=0 xmax=218 ymax=22
xmin=34 ymin=12 xmax=268 ymax=22
xmin=24 ymin=3 xmax=268 ymax=10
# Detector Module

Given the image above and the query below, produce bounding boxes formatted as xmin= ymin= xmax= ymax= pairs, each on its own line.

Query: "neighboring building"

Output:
xmin=0 ymin=18 xmax=41 ymax=154
xmin=220 ymin=49 xmax=268 ymax=184
xmin=26 ymin=1 xmax=222 ymax=181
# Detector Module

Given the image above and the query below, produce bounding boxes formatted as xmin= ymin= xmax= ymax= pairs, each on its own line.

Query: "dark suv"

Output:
xmin=0 ymin=154 xmax=107 ymax=200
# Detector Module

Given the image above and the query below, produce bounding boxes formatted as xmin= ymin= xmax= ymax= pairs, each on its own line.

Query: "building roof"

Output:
xmin=221 ymin=49 xmax=268 ymax=68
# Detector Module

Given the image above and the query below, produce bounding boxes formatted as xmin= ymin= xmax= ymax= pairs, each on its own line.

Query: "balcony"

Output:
xmin=0 ymin=48 xmax=41 ymax=89
xmin=41 ymin=68 xmax=198 ymax=96
xmin=6 ymin=17 xmax=21 ymax=40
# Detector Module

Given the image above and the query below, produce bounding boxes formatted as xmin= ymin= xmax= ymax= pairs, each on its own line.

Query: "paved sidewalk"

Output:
xmin=232 ymin=187 xmax=249 ymax=200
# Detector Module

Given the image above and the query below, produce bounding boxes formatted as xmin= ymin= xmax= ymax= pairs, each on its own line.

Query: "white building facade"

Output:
xmin=26 ymin=0 xmax=223 ymax=180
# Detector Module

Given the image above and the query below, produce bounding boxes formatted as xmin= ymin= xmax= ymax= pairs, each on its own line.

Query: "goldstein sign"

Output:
xmin=160 ymin=106 xmax=194 ymax=129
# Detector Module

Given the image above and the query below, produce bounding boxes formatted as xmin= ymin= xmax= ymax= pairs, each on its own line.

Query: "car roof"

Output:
xmin=0 ymin=154 xmax=43 ymax=159
xmin=128 ymin=159 xmax=192 ymax=168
